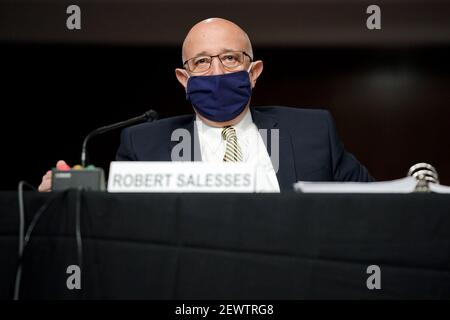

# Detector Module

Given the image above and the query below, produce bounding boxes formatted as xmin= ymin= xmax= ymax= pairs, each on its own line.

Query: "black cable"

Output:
xmin=14 ymin=183 xmax=62 ymax=300
xmin=75 ymin=187 xmax=83 ymax=278
xmin=15 ymin=181 xmax=35 ymax=300
xmin=15 ymin=183 xmax=84 ymax=299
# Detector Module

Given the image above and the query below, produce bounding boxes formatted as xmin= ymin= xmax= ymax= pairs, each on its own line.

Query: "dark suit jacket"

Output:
xmin=116 ymin=106 xmax=375 ymax=191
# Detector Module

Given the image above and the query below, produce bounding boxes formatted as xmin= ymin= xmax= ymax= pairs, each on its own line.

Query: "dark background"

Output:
xmin=1 ymin=1 xmax=449 ymax=189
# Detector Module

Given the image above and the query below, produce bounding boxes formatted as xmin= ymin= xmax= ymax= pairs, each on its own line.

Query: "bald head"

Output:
xmin=182 ymin=18 xmax=253 ymax=63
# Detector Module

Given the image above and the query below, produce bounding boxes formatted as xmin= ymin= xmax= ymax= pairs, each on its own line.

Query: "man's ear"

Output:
xmin=175 ymin=68 xmax=189 ymax=89
xmin=249 ymin=60 xmax=263 ymax=88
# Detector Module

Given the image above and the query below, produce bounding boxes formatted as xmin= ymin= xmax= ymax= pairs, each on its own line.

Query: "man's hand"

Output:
xmin=38 ymin=160 xmax=70 ymax=192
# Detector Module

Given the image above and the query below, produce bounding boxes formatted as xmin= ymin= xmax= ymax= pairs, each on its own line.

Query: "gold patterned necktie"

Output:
xmin=222 ymin=126 xmax=243 ymax=162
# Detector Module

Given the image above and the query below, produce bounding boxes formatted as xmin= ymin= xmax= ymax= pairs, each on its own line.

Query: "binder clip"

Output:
xmin=407 ymin=163 xmax=439 ymax=192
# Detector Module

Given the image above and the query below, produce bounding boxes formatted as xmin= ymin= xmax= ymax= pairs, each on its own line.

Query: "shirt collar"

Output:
xmin=195 ymin=108 xmax=254 ymax=153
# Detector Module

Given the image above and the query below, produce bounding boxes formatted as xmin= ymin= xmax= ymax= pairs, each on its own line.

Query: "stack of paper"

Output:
xmin=429 ymin=183 xmax=450 ymax=194
xmin=294 ymin=177 xmax=418 ymax=193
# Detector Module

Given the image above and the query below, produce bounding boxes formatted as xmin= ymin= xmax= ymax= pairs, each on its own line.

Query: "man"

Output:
xmin=39 ymin=18 xmax=374 ymax=192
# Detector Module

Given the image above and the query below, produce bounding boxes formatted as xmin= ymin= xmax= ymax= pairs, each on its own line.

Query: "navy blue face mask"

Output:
xmin=186 ymin=70 xmax=252 ymax=122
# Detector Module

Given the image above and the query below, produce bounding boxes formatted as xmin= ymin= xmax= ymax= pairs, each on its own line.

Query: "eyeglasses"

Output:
xmin=183 ymin=51 xmax=253 ymax=74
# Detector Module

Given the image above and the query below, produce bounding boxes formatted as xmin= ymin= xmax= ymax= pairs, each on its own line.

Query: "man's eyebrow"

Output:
xmin=192 ymin=51 xmax=210 ymax=57
xmin=193 ymin=48 xmax=240 ymax=57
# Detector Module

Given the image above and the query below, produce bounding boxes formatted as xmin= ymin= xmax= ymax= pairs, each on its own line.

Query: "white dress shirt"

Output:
xmin=195 ymin=109 xmax=280 ymax=193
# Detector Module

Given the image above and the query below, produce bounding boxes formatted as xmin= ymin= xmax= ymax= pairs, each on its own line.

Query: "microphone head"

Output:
xmin=143 ymin=109 xmax=159 ymax=121
xmin=407 ymin=162 xmax=439 ymax=184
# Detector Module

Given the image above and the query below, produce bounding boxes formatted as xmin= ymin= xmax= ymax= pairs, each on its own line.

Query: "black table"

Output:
xmin=1 ymin=191 xmax=450 ymax=299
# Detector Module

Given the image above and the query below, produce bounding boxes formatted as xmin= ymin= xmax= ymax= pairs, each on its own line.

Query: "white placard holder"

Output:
xmin=107 ymin=161 xmax=256 ymax=193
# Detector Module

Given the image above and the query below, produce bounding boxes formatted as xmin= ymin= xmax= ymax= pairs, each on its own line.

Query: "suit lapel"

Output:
xmin=251 ymin=108 xmax=297 ymax=191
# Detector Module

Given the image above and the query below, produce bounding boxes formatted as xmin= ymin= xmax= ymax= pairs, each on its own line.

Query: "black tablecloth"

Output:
xmin=1 ymin=191 xmax=450 ymax=299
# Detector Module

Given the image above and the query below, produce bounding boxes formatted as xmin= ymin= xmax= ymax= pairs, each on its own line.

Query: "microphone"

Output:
xmin=81 ymin=109 xmax=158 ymax=167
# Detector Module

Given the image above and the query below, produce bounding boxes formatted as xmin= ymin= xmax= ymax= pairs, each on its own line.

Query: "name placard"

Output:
xmin=107 ymin=161 xmax=256 ymax=193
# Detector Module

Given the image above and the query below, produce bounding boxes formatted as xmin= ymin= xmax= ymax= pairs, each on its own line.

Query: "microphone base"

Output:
xmin=52 ymin=168 xmax=105 ymax=191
